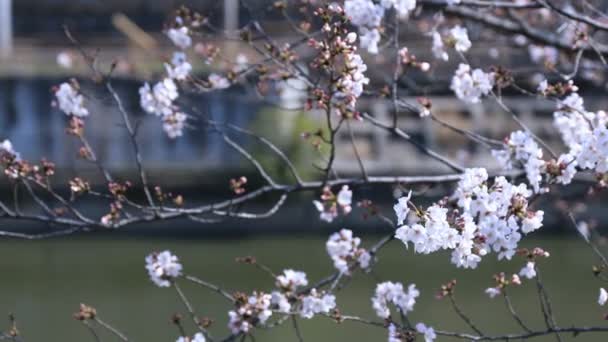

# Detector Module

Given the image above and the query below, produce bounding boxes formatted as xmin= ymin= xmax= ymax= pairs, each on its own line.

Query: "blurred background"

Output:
xmin=1 ymin=0 xmax=608 ymax=340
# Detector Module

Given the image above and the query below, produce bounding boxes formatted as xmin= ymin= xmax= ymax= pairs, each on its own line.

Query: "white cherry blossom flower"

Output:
xmin=449 ymin=25 xmax=471 ymax=53
xmin=519 ymin=261 xmax=536 ymax=279
xmin=521 ymin=211 xmax=544 ymax=234
xmin=337 ymin=185 xmax=353 ymax=214
xmin=492 ymin=130 xmax=545 ymax=193
xmin=165 ymin=52 xmax=192 ymax=81
xmin=208 ymin=74 xmax=230 ymax=90
xmin=326 ymin=229 xmax=371 ymax=273
xmin=372 ymin=282 xmax=419 ymax=319
xmin=450 ymin=64 xmax=494 ymax=103
xmin=0 ymin=139 xmax=17 ymax=159
xmin=383 ymin=0 xmax=417 ymax=18
xmin=167 ymin=26 xmax=192 ymax=49
xmin=415 ymin=323 xmax=437 ymax=342
xmin=139 ymin=78 xmax=179 ymax=117
xmin=162 ymin=112 xmax=187 ymax=139
xmin=145 ymin=250 xmax=182 ymax=287
xmin=393 ymin=190 xmax=412 ymax=225
xmin=485 ymin=287 xmax=501 ymax=298
xmin=387 ymin=323 xmax=401 ymax=342
xmin=599 ymin=288 xmax=608 ymax=306
xmin=55 ymin=82 xmax=89 ymax=117
xmin=228 ymin=292 xmax=272 ymax=334
xmin=359 ymin=27 xmax=381 ymax=54
xmin=271 ymin=291 xmax=291 ymax=313
xmin=276 ymin=269 xmax=308 ymax=292
xmin=431 ymin=31 xmax=448 ymax=61
xmin=300 ymin=289 xmax=336 ymax=319
xmin=345 ymin=0 xmax=385 ymax=28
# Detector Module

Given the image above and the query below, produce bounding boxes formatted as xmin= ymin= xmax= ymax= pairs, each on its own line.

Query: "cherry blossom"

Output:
xmin=276 ymin=269 xmax=308 ymax=292
xmin=165 ymin=52 xmax=192 ymax=81
xmin=521 ymin=211 xmax=544 ymax=234
xmin=344 ymin=0 xmax=384 ymax=54
xmin=519 ymin=261 xmax=536 ymax=279
xmin=336 ymin=185 xmax=353 ymax=214
xmin=313 ymin=186 xmax=353 ymax=222
xmin=208 ymin=74 xmax=230 ymax=90
xmin=139 ymin=78 xmax=179 ymax=117
xmin=372 ymin=281 xmax=419 ymax=319
xmin=345 ymin=0 xmax=384 ymax=28
xmin=145 ymin=250 xmax=182 ymax=287
xmin=359 ymin=27 xmax=381 ymax=54
xmin=270 ymin=291 xmax=291 ymax=313
xmin=387 ymin=323 xmax=401 ymax=342
xmin=449 ymin=25 xmax=472 ymax=53
xmin=55 ymin=82 xmax=89 ymax=117
xmin=326 ymin=229 xmax=371 ymax=274
xmin=485 ymin=287 xmax=501 ymax=298
xmin=393 ymin=190 xmax=412 ymax=225
xmin=167 ymin=26 xmax=192 ymax=49
xmin=382 ymin=0 xmax=417 ymax=18
xmin=396 ymin=168 xmax=544 ymax=268
xmin=334 ymin=51 xmax=369 ymax=115
xmin=550 ymin=90 xmax=608 ymax=178
xmin=492 ymin=130 xmax=545 ymax=193
xmin=228 ymin=292 xmax=272 ymax=334
xmin=415 ymin=323 xmax=437 ymax=342
xmin=162 ymin=112 xmax=187 ymax=139
xmin=450 ymin=64 xmax=494 ymax=103
xmin=599 ymin=288 xmax=608 ymax=306
xmin=0 ymin=140 xmax=17 ymax=159
xmin=431 ymin=31 xmax=448 ymax=61
xmin=300 ymin=289 xmax=336 ymax=319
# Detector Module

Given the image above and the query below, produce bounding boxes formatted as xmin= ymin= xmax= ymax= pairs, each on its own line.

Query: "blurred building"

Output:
xmin=1 ymin=0 xmax=607 ymax=186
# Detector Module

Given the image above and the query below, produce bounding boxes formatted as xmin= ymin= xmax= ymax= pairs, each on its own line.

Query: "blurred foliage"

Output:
xmin=249 ymin=106 xmax=329 ymax=183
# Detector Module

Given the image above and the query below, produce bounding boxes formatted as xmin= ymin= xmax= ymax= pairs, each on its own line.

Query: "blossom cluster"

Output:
xmin=344 ymin=0 xmax=416 ymax=54
xmin=432 ymin=25 xmax=472 ymax=61
xmin=139 ymin=78 xmax=187 ymax=138
xmin=395 ymin=168 xmax=544 ymax=268
xmin=270 ymin=269 xmax=308 ymax=314
xmin=0 ymin=139 xmax=24 ymax=179
xmin=416 ymin=323 xmax=437 ymax=342
xmin=228 ymin=292 xmax=272 ymax=334
xmin=269 ymin=269 xmax=336 ymax=319
xmin=334 ymin=49 xmax=370 ymax=118
xmin=371 ymin=281 xmax=419 ymax=319
xmin=313 ymin=185 xmax=353 ymax=223
xmin=0 ymin=139 xmax=18 ymax=161
xmin=165 ymin=52 xmax=193 ymax=81
xmin=145 ymin=250 xmax=183 ymax=287
xmin=54 ymin=82 xmax=89 ymax=118
xmin=299 ymin=289 xmax=337 ymax=319
xmin=167 ymin=26 xmax=192 ymax=50
xmin=492 ymin=130 xmax=545 ymax=193
xmin=138 ymin=15 xmax=231 ymax=138
xmin=450 ymin=64 xmax=494 ymax=103
xmin=326 ymin=228 xmax=371 ymax=274
xmin=550 ymin=89 xmax=608 ymax=181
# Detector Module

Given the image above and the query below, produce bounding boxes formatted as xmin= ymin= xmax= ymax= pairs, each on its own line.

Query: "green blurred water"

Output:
xmin=0 ymin=235 xmax=606 ymax=341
